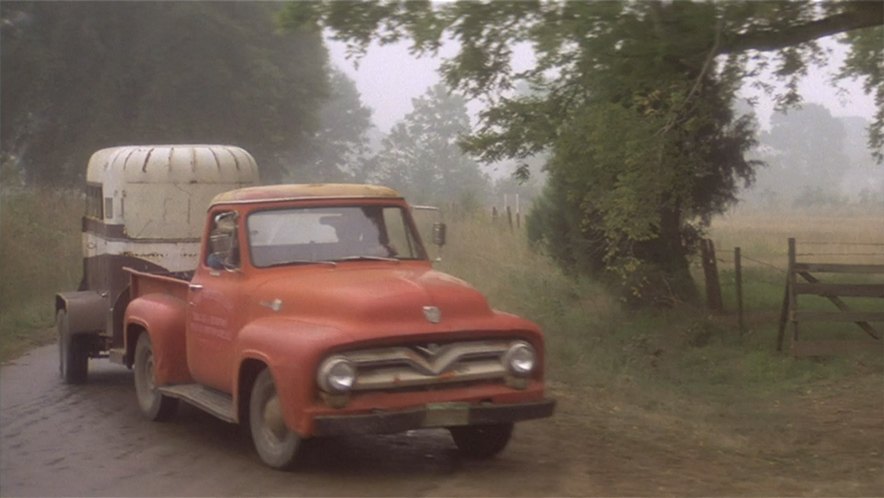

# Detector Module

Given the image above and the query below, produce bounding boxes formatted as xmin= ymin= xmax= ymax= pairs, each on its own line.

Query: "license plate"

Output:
xmin=423 ymin=402 xmax=470 ymax=427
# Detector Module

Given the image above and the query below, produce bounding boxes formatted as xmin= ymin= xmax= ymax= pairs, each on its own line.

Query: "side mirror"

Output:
xmin=207 ymin=211 xmax=240 ymax=270
xmin=432 ymin=222 xmax=447 ymax=247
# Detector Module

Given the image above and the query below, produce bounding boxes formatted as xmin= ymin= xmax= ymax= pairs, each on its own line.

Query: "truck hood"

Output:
xmin=249 ymin=264 xmax=496 ymax=338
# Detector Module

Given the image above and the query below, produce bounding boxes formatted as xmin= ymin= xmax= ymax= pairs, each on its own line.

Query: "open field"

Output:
xmin=708 ymin=209 xmax=884 ymax=268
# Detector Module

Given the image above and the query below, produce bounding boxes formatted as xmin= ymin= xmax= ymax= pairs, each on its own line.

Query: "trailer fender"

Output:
xmin=55 ymin=291 xmax=108 ymax=336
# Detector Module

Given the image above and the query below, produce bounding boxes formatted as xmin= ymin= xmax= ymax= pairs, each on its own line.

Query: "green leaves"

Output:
xmin=286 ymin=0 xmax=881 ymax=305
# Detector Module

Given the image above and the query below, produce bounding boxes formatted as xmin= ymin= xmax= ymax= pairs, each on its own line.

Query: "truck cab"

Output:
xmin=55 ymin=145 xmax=259 ymax=383
xmin=122 ymin=184 xmax=555 ymax=469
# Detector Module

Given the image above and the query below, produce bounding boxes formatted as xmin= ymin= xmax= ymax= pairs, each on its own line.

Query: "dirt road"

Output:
xmin=2 ymin=344 xmax=882 ymax=496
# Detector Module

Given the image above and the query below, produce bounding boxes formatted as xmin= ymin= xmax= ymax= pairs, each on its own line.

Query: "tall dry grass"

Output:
xmin=0 ymin=187 xmax=82 ymax=359
xmin=437 ymin=210 xmax=881 ymax=402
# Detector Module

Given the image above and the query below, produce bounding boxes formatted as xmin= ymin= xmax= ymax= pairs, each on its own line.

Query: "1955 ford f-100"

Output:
xmin=56 ymin=145 xmax=555 ymax=469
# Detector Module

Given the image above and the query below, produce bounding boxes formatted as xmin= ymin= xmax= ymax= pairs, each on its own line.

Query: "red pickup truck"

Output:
xmin=121 ymin=183 xmax=554 ymax=468
xmin=56 ymin=146 xmax=553 ymax=469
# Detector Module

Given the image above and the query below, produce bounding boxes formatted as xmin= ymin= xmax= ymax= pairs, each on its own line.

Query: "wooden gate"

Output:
xmin=777 ymin=238 xmax=884 ymax=357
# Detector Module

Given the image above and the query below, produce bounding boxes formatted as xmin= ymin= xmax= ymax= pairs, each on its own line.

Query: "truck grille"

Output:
xmin=342 ymin=340 xmax=511 ymax=391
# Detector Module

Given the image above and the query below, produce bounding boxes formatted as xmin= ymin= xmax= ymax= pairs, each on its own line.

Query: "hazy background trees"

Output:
xmin=367 ymin=83 xmax=489 ymax=208
xmin=285 ymin=68 xmax=374 ymax=183
xmin=1 ymin=2 xmax=328 ymax=184
xmin=745 ymin=104 xmax=883 ymax=209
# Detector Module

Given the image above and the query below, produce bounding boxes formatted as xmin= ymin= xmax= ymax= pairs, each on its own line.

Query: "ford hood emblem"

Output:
xmin=422 ymin=306 xmax=442 ymax=324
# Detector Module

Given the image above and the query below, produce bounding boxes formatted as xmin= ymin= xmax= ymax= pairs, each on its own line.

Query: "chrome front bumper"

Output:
xmin=312 ymin=398 xmax=556 ymax=437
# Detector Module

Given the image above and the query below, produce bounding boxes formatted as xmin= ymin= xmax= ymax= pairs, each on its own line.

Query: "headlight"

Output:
xmin=317 ymin=356 xmax=356 ymax=393
xmin=503 ymin=341 xmax=536 ymax=377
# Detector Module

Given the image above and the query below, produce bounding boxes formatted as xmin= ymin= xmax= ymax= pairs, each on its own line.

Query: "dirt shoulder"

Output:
xmin=544 ymin=370 xmax=884 ymax=496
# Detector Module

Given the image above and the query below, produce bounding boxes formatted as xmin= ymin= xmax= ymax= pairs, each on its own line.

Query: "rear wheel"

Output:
xmin=133 ymin=333 xmax=178 ymax=421
xmin=249 ymin=369 xmax=301 ymax=470
xmin=57 ymin=309 xmax=88 ymax=384
xmin=449 ymin=423 xmax=514 ymax=459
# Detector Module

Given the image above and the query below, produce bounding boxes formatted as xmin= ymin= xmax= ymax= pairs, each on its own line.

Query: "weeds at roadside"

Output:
xmin=0 ymin=188 xmax=82 ymax=361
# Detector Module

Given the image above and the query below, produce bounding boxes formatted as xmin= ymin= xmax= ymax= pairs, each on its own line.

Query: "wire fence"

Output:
xmin=695 ymin=238 xmax=884 ymax=336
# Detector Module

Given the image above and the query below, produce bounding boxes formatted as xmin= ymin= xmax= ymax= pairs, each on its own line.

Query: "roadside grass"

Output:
xmin=0 ymin=187 xmax=82 ymax=361
xmin=438 ymin=211 xmax=883 ymax=411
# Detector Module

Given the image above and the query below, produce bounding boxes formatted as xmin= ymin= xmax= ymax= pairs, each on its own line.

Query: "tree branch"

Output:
xmin=719 ymin=2 xmax=883 ymax=54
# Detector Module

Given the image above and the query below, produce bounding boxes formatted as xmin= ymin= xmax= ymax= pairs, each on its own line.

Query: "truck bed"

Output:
xmin=125 ymin=267 xmax=193 ymax=302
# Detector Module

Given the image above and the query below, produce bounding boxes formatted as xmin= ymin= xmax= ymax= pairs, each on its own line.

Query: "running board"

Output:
xmin=158 ymin=384 xmax=237 ymax=423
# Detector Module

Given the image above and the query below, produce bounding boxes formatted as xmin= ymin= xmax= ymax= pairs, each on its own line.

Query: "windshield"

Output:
xmin=247 ymin=206 xmax=425 ymax=267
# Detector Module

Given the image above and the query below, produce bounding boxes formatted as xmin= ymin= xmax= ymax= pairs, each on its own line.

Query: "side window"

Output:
xmin=85 ymin=184 xmax=103 ymax=219
xmin=382 ymin=207 xmax=417 ymax=259
xmin=206 ymin=211 xmax=239 ymax=270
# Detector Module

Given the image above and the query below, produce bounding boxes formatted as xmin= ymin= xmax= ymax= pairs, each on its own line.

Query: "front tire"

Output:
xmin=449 ymin=423 xmax=514 ymax=459
xmin=249 ymin=369 xmax=301 ymax=470
xmin=57 ymin=309 xmax=88 ymax=384
xmin=133 ymin=333 xmax=178 ymax=421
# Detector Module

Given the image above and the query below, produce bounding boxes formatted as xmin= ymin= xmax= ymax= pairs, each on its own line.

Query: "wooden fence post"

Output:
xmin=735 ymin=246 xmax=744 ymax=334
xmin=788 ymin=237 xmax=798 ymax=350
xmin=701 ymin=239 xmax=724 ymax=313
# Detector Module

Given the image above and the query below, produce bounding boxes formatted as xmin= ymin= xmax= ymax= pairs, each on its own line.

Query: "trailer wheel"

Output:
xmin=249 ymin=369 xmax=300 ymax=469
xmin=57 ymin=309 xmax=88 ymax=384
xmin=133 ymin=333 xmax=178 ymax=421
xmin=449 ymin=423 xmax=514 ymax=459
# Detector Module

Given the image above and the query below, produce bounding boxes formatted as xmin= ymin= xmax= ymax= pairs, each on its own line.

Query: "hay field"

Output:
xmin=708 ymin=209 xmax=884 ymax=268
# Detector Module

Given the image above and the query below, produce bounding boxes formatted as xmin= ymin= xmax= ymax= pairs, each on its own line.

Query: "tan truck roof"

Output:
xmin=211 ymin=184 xmax=402 ymax=206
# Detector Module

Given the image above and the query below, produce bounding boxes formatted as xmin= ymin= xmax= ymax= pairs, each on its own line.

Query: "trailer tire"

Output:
xmin=57 ymin=309 xmax=88 ymax=384
xmin=249 ymin=369 xmax=300 ymax=470
xmin=449 ymin=422 xmax=513 ymax=459
xmin=133 ymin=332 xmax=178 ymax=421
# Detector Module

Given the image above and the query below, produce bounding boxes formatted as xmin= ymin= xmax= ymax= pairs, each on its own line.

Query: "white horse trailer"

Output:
xmin=56 ymin=145 xmax=260 ymax=382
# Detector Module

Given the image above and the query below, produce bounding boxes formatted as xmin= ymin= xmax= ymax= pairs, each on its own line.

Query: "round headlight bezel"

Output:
xmin=504 ymin=341 xmax=536 ymax=377
xmin=316 ymin=356 xmax=357 ymax=394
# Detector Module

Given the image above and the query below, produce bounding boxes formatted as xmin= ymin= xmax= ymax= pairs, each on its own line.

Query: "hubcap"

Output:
xmin=262 ymin=394 xmax=287 ymax=441
xmin=136 ymin=346 xmax=157 ymax=409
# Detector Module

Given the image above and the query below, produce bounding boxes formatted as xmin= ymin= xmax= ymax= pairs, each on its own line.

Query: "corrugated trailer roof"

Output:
xmin=86 ymin=144 xmax=259 ymax=185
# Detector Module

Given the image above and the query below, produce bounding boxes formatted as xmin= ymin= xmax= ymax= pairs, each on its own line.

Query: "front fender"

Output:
xmin=125 ymin=293 xmax=192 ymax=385
xmin=235 ymin=318 xmax=352 ymax=437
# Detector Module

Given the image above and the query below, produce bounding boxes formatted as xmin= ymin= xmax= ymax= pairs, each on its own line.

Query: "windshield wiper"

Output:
xmin=336 ymin=255 xmax=400 ymax=263
xmin=264 ymin=259 xmax=337 ymax=268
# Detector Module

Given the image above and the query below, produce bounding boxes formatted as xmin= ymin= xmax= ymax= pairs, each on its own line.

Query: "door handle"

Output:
xmin=189 ymin=284 xmax=204 ymax=291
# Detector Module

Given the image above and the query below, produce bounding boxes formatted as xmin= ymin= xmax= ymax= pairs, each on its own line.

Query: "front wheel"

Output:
xmin=449 ymin=423 xmax=514 ymax=459
xmin=57 ymin=309 xmax=88 ymax=384
xmin=249 ymin=369 xmax=301 ymax=470
xmin=133 ymin=333 xmax=178 ymax=421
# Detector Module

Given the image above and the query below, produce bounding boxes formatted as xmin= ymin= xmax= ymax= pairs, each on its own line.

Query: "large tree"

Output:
xmin=1 ymin=2 xmax=329 ymax=184
xmin=284 ymin=1 xmax=883 ymax=304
